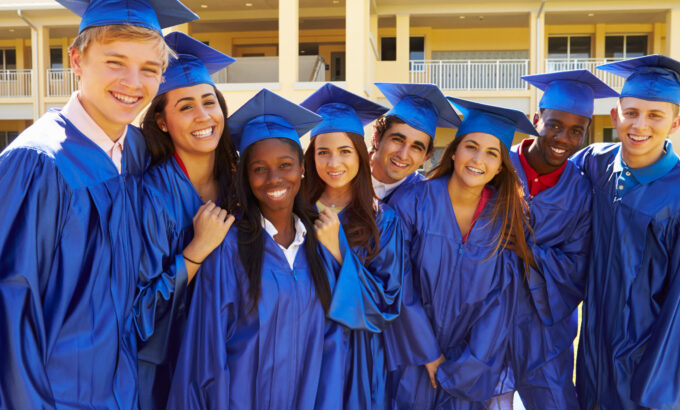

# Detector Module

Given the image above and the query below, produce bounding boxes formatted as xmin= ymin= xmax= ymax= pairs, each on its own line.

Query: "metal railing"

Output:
xmin=0 ymin=69 xmax=32 ymax=97
xmin=545 ymin=58 xmax=626 ymax=89
xmin=47 ymin=68 xmax=79 ymax=97
xmin=410 ymin=59 xmax=530 ymax=90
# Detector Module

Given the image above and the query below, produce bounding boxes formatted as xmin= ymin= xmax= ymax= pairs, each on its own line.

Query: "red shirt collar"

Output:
xmin=174 ymin=152 xmax=190 ymax=178
xmin=462 ymin=185 xmax=493 ymax=243
xmin=518 ymin=138 xmax=567 ymax=197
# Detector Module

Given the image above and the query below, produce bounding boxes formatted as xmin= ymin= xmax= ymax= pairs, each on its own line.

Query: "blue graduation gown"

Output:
xmin=384 ymin=177 xmax=520 ymax=409
xmin=572 ymin=142 xmax=680 ymax=410
xmin=0 ymin=111 xmax=147 ymax=409
xmin=134 ymin=158 xmax=203 ymax=409
xmin=331 ymin=204 xmax=406 ymax=410
xmin=382 ymin=171 xmax=424 ymax=204
xmin=167 ymin=226 xmax=350 ymax=409
xmin=504 ymin=145 xmax=591 ymax=409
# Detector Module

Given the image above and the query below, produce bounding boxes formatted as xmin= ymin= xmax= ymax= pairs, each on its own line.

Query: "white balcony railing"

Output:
xmin=410 ymin=59 xmax=530 ymax=90
xmin=47 ymin=68 xmax=79 ymax=97
xmin=545 ymin=58 xmax=626 ymax=89
xmin=0 ymin=69 xmax=32 ymax=97
xmin=211 ymin=55 xmax=327 ymax=84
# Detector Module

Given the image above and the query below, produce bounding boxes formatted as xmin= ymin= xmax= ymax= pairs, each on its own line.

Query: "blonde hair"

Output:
xmin=69 ymin=24 xmax=172 ymax=70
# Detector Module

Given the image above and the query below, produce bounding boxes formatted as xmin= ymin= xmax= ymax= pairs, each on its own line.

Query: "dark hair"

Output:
xmin=236 ymin=137 xmax=332 ymax=313
xmin=371 ymin=114 xmax=433 ymax=155
xmin=303 ymin=132 xmax=380 ymax=260
xmin=140 ymin=85 xmax=238 ymax=213
xmin=429 ymin=135 xmax=534 ymax=274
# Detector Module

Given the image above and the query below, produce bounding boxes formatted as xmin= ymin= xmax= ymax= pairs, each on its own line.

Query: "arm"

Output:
xmin=166 ymin=240 xmax=238 ymax=410
xmin=326 ymin=208 xmax=405 ymax=332
xmin=435 ymin=257 xmax=518 ymax=401
xmin=526 ymin=193 xmax=592 ymax=325
xmin=0 ymin=149 xmax=66 ymax=409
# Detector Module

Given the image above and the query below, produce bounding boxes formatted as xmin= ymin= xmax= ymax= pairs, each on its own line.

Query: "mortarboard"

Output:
xmin=55 ymin=0 xmax=198 ymax=34
xmin=522 ymin=69 xmax=619 ymax=119
xmin=300 ymin=83 xmax=388 ymax=138
xmin=447 ymin=97 xmax=538 ymax=150
xmin=158 ymin=32 xmax=235 ymax=95
xmin=375 ymin=83 xmax=461 ymax=139
xmin=228 ymin=89 xmax=322 ymax=152
xmin=597 ymin=54 xmax=680 ymax=105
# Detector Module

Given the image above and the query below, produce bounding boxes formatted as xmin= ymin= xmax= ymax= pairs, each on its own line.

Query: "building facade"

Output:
xmin=1 ymin=0 xmax=679 ymax=158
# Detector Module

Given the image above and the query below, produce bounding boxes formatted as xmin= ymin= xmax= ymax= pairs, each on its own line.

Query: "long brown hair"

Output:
xmin=303 ymin=132 xmax=381 ymax=260
xmin=429 ymin=136 xmax=534 ymax=273
xmin=140 ymin=85 xmax=238 ymax=213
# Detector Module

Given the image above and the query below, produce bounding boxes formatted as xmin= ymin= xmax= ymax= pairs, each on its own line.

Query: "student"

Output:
xmin=385 ymin=98 xmax=537 ymax=409
xmin=301 ymin=82 xmax=404 ymax=409
xmin=0 ymin=0 xmax=197 ymax=408
xmin=167 ymin=89 xmax=390 ymax=409
xmin=371 ymin=83 xmax=460 ymax=203
xmin=500 ymin=70 xmax=617 ymax=409
xmin=572 ymin=55 xmax=680 ymax=409
xmin=134 ymin=32 xmax=237 ymax=410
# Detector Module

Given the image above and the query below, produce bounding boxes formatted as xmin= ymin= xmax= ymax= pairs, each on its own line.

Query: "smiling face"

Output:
xmin=450 ymin=132 xmax=503 ymax=190
xmin=70 ymin=39 xmax=164 ymax=139
xmin=247 ymin=138 xmax=303 ymax=219
xmin=372 ymin=122 xmax=431 ymax=183
xmin=533 ymin=108 xmax=590 ymax=171
xmin=158 ymin=83 xmax=224 ymax=160
xmin=313 ymin=132 xmax=360 ymax=191
xmin=613 ymin=97 xmax=680 ymax=168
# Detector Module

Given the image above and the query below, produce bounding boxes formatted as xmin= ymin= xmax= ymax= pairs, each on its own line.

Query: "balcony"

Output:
xmin=0 ymin=69 xmax=32 ymax=97
xmin=211 ymin=55 xmax=326 ymax=85
xmin=47 ymin=69 xmax=79 ymax=97
xmin=410 ymin=60 xmax=529 ymax=90
xmin=545 ymin=58 xmax=625 ymax=89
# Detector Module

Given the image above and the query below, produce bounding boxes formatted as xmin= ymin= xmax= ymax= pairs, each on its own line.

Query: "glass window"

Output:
xmin=548 ymin=37 xmax=568 ymax=59
xmin=626 ymin=36 xmax=647 ymax=57
xmin=0 ymin=49 xmax=17 ymax=70
xmin=606 ymin=35 xmax=647 ymax=59
xmin=381 ymin=37 xmax=396 ymax=61
xmin=602 ymin=128 xmax=618 ymax=143
xmin=605 ymin=36 xmax=624 ymax=58
xmin=50 ymin=48 xmax=63 ymax=70
xmin=409 ymin=37 xmax=425 ymax=60
xmin=570 ymin=37 xmax=591 ymax=58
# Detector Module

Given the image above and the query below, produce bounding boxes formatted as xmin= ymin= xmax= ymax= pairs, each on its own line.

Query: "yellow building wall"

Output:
xmin=428 ymin=27 xmax=530 ymax=53
xmin=591 ymin=114 xmax=613 ymax=143
xmin=0 ymin=120 xmax=32 ymax=132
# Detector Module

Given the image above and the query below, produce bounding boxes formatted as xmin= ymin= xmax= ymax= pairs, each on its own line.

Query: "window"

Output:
xmin=0 ymin=131 xmax=19 ymax=151
xmin=548 ymin=36 xmax=591 ymax=59
xmin=605 ymin=35 xmax=648 ymax=59
xmin=0 ymin=49 xmax=16 ymax=70
xmin=381 ymin=36 xmax=425 ymax=61
xmin=602 ymin=128 xmax=618 ymax=143
xmin=50 ymin=48 xmax=63 ymax=70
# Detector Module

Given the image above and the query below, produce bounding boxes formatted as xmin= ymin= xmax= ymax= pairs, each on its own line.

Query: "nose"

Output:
xmin=195 ymin=104 xmax=211 ymax=121
xmin=120 ymin=67 xmax=142 ymax=89
xmin=397 ymin=143 xmax=410 ymax=159
xmin=327 ymin=153 xmax=340 ymax=167
xmin=632 ymin=115 xmax=649 ymax=131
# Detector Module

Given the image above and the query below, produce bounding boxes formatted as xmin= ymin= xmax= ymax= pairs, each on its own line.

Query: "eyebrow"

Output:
xmin=249 ymin=155 xmax=297 ymax=165
xmin=316 ymin=145 xmax=354 ymax=150
xmin=103 ymin=52 xmax=162 ymax=67
xmin=174 ymin=93 xmax=215 ymax=107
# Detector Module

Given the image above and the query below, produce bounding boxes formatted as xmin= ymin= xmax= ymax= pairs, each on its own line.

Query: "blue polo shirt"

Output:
xmin=613 ymin=140 xmax=679 ymax=198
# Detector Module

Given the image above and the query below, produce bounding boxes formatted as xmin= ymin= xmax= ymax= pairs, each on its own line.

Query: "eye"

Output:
xmin=411 ymin=145 xmax=424 ymax=152
xmin=623 ymin=110 xmax=637 ymax=118
xmin=571 ymin=129 xmax=584 ymax=137
xmin=487 ymin=150 xmax=498 ymax=158
xmin=340 ymin=148 xmax=353 ymax=155
xmin=179 ymin=104 xmax=192 ymax=112
xmin=142 ymin=67 xmax=159 ymax=75
xmin=280 ymin=162 xmax=292 ymax=169
xmin=204 ymin=99 xmax=216 ymax=106
xmin=316 ymin=150 xmax=328 ymax=156
xmin=649 ymin=112 xmax=663 ymax=119
xmin=106 ymin=60 xmax=122 ymax=68
xmin=252 ymin=166 xmax=266 ymax=173
xmin=465 ymin=144 xmax=477 ymax=151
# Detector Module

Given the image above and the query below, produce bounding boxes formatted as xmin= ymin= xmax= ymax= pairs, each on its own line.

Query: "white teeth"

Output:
xmin=191 ymin=127 xmax=213 ymax=138
xmin=551 ymin=147 xmax=566 ymax=154
xmin=466 ymin=166 xmax=484 ymax=175
xmin=391 ymin=159 xmax=408 ymax=168
xmin=629 ymin=134 xmax=650 ymax=142
xmin=328 ymin=171 xmax=344 ymax=177
xmin=112 ymin=92 xmax=138 ymax=104
xmin=267 ymin=189 xmax=287 ymax=198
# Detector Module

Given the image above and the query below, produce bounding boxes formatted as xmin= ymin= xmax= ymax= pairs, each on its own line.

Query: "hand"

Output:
xmin=424 ymin=354 xmax=445 ymax=389
xmin=314 ymin=208 xmax=342 ymax=263
xmin=184 ymin=201 xmax=235 ymax=263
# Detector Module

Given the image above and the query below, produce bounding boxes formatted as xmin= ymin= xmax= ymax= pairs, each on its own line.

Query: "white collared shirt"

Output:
xmin=61 ymin=91 xmax=126 ymax=174
xmin=371 ymin=175 xmax=407 ymax=200
xmin=261 ymin=214 xmax=307 ymax=269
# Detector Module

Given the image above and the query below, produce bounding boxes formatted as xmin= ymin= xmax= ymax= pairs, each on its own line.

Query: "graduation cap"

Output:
xmin=55 ymin=0 xmax=198 ymax=35
xmin=158 ymin=32 xmax=235 ymax=96
xmin=597 ymin=54 xmax=680 ymax=105
xmin=228 ymin=89 xmax=323 ymax=152
xmin=447 ymin=97 xmax=538 ymax=150
xmin=375 ymin=83 xmax=461 ymax=139
xmin=522 ymin=69 xmax=619 ymax=119
xmin=300 ymin=83 xmax=389 ymax=138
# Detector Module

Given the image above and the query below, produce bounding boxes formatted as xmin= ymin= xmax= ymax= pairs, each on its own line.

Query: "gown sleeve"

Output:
xmin=382 ymin=187 xmax=441 ymax=369
xmin=133 ymin=187 xmax=189 ymax=352
xmin=435 ymin=254 xmax=518 ymax=402
xmin=0 ymin=148 xmax=69 ymax=409
xmin=327 ymin=206 xmax=405 ymax=332
xmin=526 ymin=195 xmax=592 ymax=325
xmin=630 ymin=216 xmax=680 ymax=409
xmin=166 ymin=239 xmax=238 ymax=410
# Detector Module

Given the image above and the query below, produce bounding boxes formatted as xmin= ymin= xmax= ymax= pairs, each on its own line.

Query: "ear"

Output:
xmin=495 ymin=164 xmax=503 ymax=176
xmin=610 ymin=107 xmax=619 ymax=128
xmin=69 ymin=48 xmax=84 ymax=77
xmin=155 ymin=114 xmax=168 ymax=133
xmin=670 ymin=115 xmax=680 ymax=136
xmin=532 ymin=112 xmax=540 ymax=126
